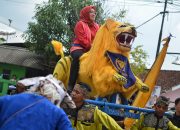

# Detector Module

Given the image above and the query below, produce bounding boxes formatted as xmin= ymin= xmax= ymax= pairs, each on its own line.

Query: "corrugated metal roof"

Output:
xmin=0 ymin=45 xmax=45 ymax=70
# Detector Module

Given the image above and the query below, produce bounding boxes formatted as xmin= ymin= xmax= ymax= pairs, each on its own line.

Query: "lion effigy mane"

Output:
xmin=53 ymin=19 xmax=149 ymax=99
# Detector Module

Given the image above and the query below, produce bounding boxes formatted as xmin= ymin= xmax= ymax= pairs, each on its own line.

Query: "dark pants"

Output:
xmin=68 ymin=49 xmax=84 ymax=92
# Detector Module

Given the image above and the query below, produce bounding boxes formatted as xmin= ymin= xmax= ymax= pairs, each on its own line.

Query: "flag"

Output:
xmin=124 ymin=35 xmax=171 ymax=128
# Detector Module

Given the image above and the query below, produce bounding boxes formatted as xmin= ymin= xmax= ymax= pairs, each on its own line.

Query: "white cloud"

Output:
xmin=0 ymin=23 xmax=16 ymax=35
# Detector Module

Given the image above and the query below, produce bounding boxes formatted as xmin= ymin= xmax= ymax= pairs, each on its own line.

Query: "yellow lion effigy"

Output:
xmin=53 ymin=18 xmax=171 ymax=128
xmin=52 ymin=19 xmax=149 ymax=99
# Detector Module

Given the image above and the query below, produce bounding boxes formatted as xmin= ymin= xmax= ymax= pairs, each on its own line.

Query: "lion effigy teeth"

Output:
xmin=117 ymin=32 xmax=135 ymax=47
xmin=129 ymin=37 xmax=134 ymax=46
xmin=125 ymin=34 xmax=128 ymax=41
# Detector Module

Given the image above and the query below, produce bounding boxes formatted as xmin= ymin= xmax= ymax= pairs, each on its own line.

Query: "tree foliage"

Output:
xmin=130 ymin=45 xmax=148 ymax=76
xmin=23 ymin=0 xmax=148 ymax=75
xmin=23 ymin=0 xmax=106 ymax=63
xmin=0 ymin=37 xmax=6 ymax=43
xmin=111 ymin=9 xmax=127 ymax=21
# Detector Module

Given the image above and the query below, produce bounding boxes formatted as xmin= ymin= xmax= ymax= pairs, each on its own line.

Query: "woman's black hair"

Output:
xmin=175 ymin=97 xmax=180 ymax=106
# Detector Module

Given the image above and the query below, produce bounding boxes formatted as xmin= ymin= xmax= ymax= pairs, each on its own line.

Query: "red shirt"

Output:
xmin=70 ymin=5 xmax=99 ymax=53
xmin=70 ymin=21 xmax=99 ymax=52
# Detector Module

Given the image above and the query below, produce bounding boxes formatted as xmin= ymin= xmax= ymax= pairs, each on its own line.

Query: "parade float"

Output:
xmin=52 ymin=19 xmax=171 ymax=128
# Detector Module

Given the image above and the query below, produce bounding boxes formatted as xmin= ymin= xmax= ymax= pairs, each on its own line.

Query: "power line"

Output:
xmin=136 ymin=13 xmax=161 ymax=29
xmin=106 ymin=0 xmax=157 ymax=5
xmin=170 ymin=4 xmax=180 ymax=9
xmin=1 ymin=0 xmax=46 ymax=5
xmin=168 ymin=10 xmax=180 ymax=13
xmin=105 ymin=0 xmax=180 ymax=28
xmin=167 ymin=4 xmax=180 ymax=10
xmin=170 ymin=2 xmax=180 ymax=7
xmin=105 ymin=0 xmax=165 ymax=8
xmin=123 ymin=0 xmax=156 ymax=2
xmin=1 ymin=0 xmax=35 ymax=5
xmin=105 ymin=0 xmax=180 ymax=59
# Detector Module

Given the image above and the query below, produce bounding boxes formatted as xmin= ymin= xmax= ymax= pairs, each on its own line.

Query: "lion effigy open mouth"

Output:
xmin=116 ymin=33 xmax=135 ymax=48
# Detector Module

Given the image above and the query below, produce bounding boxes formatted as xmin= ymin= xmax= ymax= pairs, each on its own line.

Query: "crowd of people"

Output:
xmin=1 ymin=81 xmax=180 ymax=130
xmin=0 ymin=5 xmax=180 ymax=130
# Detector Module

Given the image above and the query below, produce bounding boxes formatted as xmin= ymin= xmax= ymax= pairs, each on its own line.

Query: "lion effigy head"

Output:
xmin=79 ymin=19 xmax=139 ymax=97
xmin=106 ymin=19 xmax=137 ymax=53
xmin=83 ymin=19 xmax=137 ymax=76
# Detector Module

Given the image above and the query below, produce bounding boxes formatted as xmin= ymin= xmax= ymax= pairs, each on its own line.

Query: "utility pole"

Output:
xmin=155 ymin=0 xmax=168 ymax=59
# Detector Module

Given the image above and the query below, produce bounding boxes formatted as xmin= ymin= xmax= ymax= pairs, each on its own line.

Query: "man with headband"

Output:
xmin=63 ymin=82 xmax=123 ymax=130
xmin=131 ymin=96 xmax=180 ymax=130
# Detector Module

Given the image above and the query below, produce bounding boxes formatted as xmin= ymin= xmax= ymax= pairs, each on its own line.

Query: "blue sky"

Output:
xmin=0 ymin=0 xmax=180 ymax=70
xmin=0 ymin=0 xmax=44 ymax=31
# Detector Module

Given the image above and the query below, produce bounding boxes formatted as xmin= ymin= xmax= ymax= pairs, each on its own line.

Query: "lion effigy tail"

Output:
xmin=124 ymin=35 xmax=171 ymax=129
xmin=51 ymin=40 xmax=64 ymax=58
xmin=51 ymin=40 xmax=71 ymax=88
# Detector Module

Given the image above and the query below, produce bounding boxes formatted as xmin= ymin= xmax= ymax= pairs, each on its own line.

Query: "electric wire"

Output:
xmin=1 ymin=0 xmax=180 ymax=32
xmin=1 ymin=0 xmax=34 ymax=5
xmin=136 ymin=13 xmax=161 ymax=29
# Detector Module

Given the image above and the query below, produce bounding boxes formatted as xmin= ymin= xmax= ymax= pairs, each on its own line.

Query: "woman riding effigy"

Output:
xmin=67 ymin=5 xmax=99 ymax=94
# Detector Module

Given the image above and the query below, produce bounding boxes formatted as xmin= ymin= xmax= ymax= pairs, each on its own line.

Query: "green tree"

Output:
xmin=130 ymin=45 xmax=148 ymax=76
xmin=23 ymin=0 xmax=148 ymax=75
xmin=0 ymin=37 xmax=6 ymax=43
xmin=23 ymin=0 xmax=106 ymax=66
xmin=111 ymin=9 xmax=127 ymax=21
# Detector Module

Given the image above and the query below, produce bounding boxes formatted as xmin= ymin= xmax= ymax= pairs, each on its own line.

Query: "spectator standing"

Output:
xmin=130 ymin=96 xmax=180 ymax=130
xmin=169 ymin=97 xmax=180 ymax=127
xmin=64 ymin=83 xmax=123 ymax=130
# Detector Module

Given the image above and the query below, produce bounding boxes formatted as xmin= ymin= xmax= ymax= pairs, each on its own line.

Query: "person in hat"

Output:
xmin=63 ymin=82 xmax=123 ymax=130
xmin=169 ymin=97 xmax=180 ymax=127
xmin=131 ymin=96 xmax=180 ymax=130
xmin=67 ymin=5 xmax=99 ymax=94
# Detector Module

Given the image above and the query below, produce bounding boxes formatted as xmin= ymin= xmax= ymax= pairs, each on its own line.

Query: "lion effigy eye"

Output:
xmin=119 ymin=25 xmax=127 ymax=28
